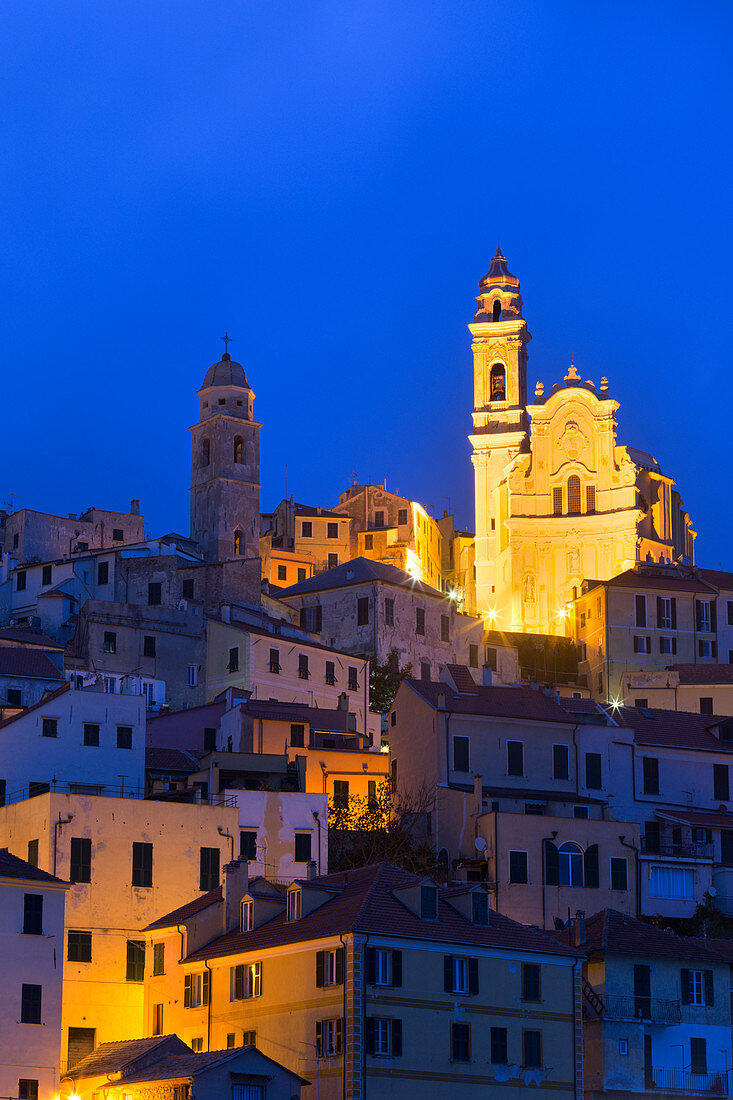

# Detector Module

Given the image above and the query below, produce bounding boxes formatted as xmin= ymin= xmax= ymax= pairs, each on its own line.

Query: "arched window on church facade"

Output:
xmin=234 ymin=529 xmax=244 ymax=556
xmin=492 ymin=299 xmax=501 ymax=322
xmin=201 ymin=438 xmax=210 ymax=467
xmin=233 ymin=436 xmax=244 ymax=464
xmin=567 ymin=475 xmax=581 ymax=515
xmin=489 ymin=362 xmax=506 ymax=402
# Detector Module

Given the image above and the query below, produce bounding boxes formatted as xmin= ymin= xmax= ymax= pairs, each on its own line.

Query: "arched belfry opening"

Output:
xmin=492 ymin=299 xmax=501 ymax=322
xmin=489 ymin=362 xmax=506 ymax=402
xmin=234 ymin=436 xmax=243 ymax=464
xmin=233 ymin=529 xmax=244 ymax=556
xmin=201 ymin=438 xmax=210 ymax=467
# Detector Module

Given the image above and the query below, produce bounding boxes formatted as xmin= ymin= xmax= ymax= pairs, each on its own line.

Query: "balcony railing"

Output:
xmin=604 ymin=995 xmax=681 ymax=1024
xmin=641 ymin=838 xmax=714 ymax=859
xmin=651 ymin=1068 xmax=727 ymax=1094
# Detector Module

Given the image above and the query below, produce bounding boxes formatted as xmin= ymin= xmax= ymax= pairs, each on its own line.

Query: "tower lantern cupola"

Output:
xmin=474 ymin=246 xmax=523 ymax=323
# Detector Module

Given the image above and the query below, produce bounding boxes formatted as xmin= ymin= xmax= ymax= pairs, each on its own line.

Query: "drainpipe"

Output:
xmin=204 ymin=959 xmax=213 ymax=1051
xmin=493 ymin=809 xmax=500 ymax=913
xmin=619 ymin=834 xmax=641 ymax=918
xmin=339 ymin=933 xmax=348 ymax=1100
xmin=361 ymin=933 xmax=370 ymax=1100
xmin=218 ymin=825 xmax=234 ymax=861
xmin=176 ymin=923 xmax=186 ymax=963
xmin=53 ymin=814 xmax=74 ymax=876
xmin=312 ymin=811 xmax=322 ymax=874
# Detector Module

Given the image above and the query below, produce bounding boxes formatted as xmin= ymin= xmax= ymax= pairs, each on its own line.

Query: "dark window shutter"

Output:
xmin=392 ymin=949 xmax=402 ymax=987
xmin=712 ymin=601 xmax=718 ymax=632
xmin=335 ymin=1018 xmax=343 ymax=1053
xmin=202 ymin=970 xmax=210 ymax=1005
xmin=299 ymin=609 xmax=306 ymax=629
xmin=444 ymin=955 xmax=453 ymax=992
xmin=391 ymin=1018 xmax=402 ymax=1056
xmin=468 ymin=957 xmax=479 ymax=995
xmin=705 ymin=969 xmax=714 ymax=1006
xmin=365 ymin=1016 xmax=375 ymax=1055
xmin=672 ymin=637 xmax=677 ymax=654
xmin=365 ymin=947 xmax=376 ymax=984
xmin=335 ymin=947 xmax=344 ymax=985
xmin=316 ymin=606 xmax=323 ymax=633
xmin=671 ymin=598 xmax=677 ymax=628
xmin=681 ymin=968 xmax=691 ymax=1005
xmin=315 ymin=1020 xmax=323 ymax=1057
xmin=184 ymin=974 xmax=192 ymax=1007
xmin=544 ymin=840 xmax=559 ymax=886
xmin=235 ymin=965 xmax=244 ymax=999
xmin=316 ymin=951 xmax=324 ymax=987
xmin=585 ymin=844 xmax=599 ymax=888
xmin=657 ymin=596 xmax=663 ymax=627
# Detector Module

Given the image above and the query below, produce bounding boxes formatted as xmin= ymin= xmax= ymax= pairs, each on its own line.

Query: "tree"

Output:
xmin=328 ymin=779 xmax=440 ymax=878
xmin=369 ymin=648 xmax=412 ymax=714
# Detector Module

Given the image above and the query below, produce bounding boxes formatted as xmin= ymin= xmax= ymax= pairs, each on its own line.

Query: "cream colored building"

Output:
xmin=469 ymin=248 xmax=695 ymax=636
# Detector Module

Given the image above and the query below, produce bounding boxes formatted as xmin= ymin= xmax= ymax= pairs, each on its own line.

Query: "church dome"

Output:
xmin=201 ymin=352 xmax=250 ymax=390
xmin=479 ymin=246 xmax=520 ymax=290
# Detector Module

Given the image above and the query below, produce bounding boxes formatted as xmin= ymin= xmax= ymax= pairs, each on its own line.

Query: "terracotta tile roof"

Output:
xmin=604 ymin=704 xmax=733 ymax=751
xmin=63 ymin=1036 xmax=188 ymax=1078
xmin=183 ymin=862 xmax=580 ymax=963
xmin=293 ymin=502 xmax=345 ymax=519
xmin=407 ymin=680 xmax=575 ymax=724
xmin=0 ymin=647 xmax=63 ymax=681
xmin=579 ymin=909 xmax=727 ymax=962
xmin=116 ymin=1047 xmax=308 ymax=1087
xmin=444 ymin=665 xmax=478 ymax=694
xmin=0 ymin=681 xmax=71 ymax=731
xmin=278 ymin=557 xmax=449 ymax=601
xmin=588 ymin=568 xmax=717 ymax=594
xmin=145 ymin=885 xmax=221 ymax=931
xmin=145 ymin=746 xmax=202 ymax=772
xmin=656 ymin=808 xmax=733 ymax=829
xmin=0 ymin=847 xmax=66 ymax=885
xmin=668 ymin=664 xmax=733 ymax=685
xmin=239 ymin=699 xmax=350 ymax=732
xmin=0 ymin=627 xmax=63 ymax=648
xmin=698 ymin=568 xmax=733 ymax=591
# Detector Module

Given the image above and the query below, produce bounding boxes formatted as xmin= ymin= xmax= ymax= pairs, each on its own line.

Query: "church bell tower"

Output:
xmin=469 ymin=248 xmax=531 ymax=615
xmin=190 ymin=349 xmax=261 ymax=564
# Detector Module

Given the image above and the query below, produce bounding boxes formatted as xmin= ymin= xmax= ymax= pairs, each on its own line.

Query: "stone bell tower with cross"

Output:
xmin=190 ymin=335 xmax=262 ymax=564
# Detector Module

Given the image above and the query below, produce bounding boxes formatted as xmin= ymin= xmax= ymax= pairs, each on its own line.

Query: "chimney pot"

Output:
xmin=482 ymin=666 xmax=492 ymax=687
xmin=223 ymin=859 xmax=249 ymax=933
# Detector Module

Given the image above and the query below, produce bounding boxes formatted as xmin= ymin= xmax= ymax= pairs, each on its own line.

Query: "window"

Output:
xmin=103 ymin=630 xmax=117 ymax=653
xmin=374 ymin=510 xmax=385 ymax=528
xmin=348 ymin=667 xmax=358 ymax=691
xmin=509 ymin=850 xmax=528 ymax=883
xmin=228 ymin=646 xmax=239 ymax=672
xmin=573 ymin=805 xmax=589 ymax=818
xmin=450 ymin=1022 xmax=471 ymax=1062
xmin=415 ymin=607 xmax=425 ymax=635
xmin=657 ymin=597 xmax=674 ymax=629
xmin=117 ymin=725 xmax=132 ymax=749
xmin=714 ymin=763 xmax=730 ymax=801
xmin=558 ymin=843 xmax=584 ymax=887
xmin=490 ymin=1027 xmax=508 ymax=1065
xmin=153 ymin=1003 xmax=164 ymax=1036
xmin=132 ymin=842 xmax=153 ymax=887
xmin=327 ymin=522 xmax=338 ymax=539
xmin=701 ymin=697 xmax=714 ymax=715
xmin=7 ymin=688 xmax=21 ymax=705
xmin=633 ymin=635 xmax=651 ymax=653
xmin=385 ymin=598 xmax=394 ymax=626
xmin=634 ymin=593 xmax=647 ymax=627
xmin=287 ymin=722 xmax=305 ymax=748
xmin=453 ymin=735 xmax=470 ymax=772
xmin=70 ymin=838 xmax=92 ymax=883
xmin=444 ymin=955 xmax=478 ymax=994
xmin=42 ymin=564 xmax=52 ymax=586
xmin=324 ymin=660 xmax=336 ymax=685
xmin=143 ymin=635 xmax=156 ymax=658
xmin=357 ymin=597 xmax=369 ymax=625
xmin=699 ymin=640 xmax=716 ymax=659
xmin=585 ymin=752 xmax=602 ymax=789
xmin=233 ymin=435 xmax=243 ymax=463
xmin=507 ymin=740 xmax=524 ymax=776
xmin=242 ymin=1030 xmax=256 ymax=1047
xmin=522 ymin=963 xmax=541 ymax=1002
xmin=642 ymin=757 xmax=659 ymax=795
xmin=126 ymin=940 xmax=145 ymax=981
xmin=398 ymin=509 xmax=408 ymax=525
xmin=184 ymin=971 xmax=210 ymax=1008
xmin=191 ymin=1037 xmax=204 ymax=1053
xmin=523 ymin=1030 xmax=542 ymax=1069
xmin=472 ymin=891 xmax=489 ymax=925
xmin=333 ymin=780 xmax=349 ymax=808
xmin=295 ymin=567 xmax=304 ymax=583
xmin=420 ymin=883 xmax=438 ymax=919
xmin=468 ymin=643 xmax=478 ymax=668
xmin=553 ymin=744 xmax=569 ymax=780
xmin=18 ymin=1082 xmax=38 ymax=1100
xmin=295 ymin=833 xmax=312 ymax=863
xmin=27 ymin=840 xmax=38 ymax=867
xmin=241 ymin=899 xmax=254 ymax=931
xmin=287 ymin=889 xmax=302 ymax=921
xmin=421 ymin=660 xmax=431 ymax=681
xmin=16 ymin=571 xmax=26 ymax=592
xmin=567 ymin=476 xmax=581 ymax=515
xmin=153 ymin=943 xmax=165 ymax=975
xmin=96 ymin=561 xmax=109 ymax=585
xmin=364 ymin=533 xmax=374 ymax=551
xmin=239 ymin=831 xmax=257 ymax=861
xmin=148 ymin=582 xmax=162 ymax=606
xmin=20 ymin=984 xmax=42 ymax=1024
xmin=231 ymin=962 xmax=262 ymax=999
xmin=301 ymin=521 xmax=313 ymax=538
xmin=489 ymin=360 xmax=505 ymax=398
xmin=316 ymin=1018 xmax=342 ymax=1057
xmin=277 ymin=564 xmax=287 ymax=581
xmin=553 ymin=486 xmax=562 ymax=515
xmin=233 ymin=529 xmax=244 ymax=555
xmin=586 ymin=485 xmax=596 ymax=513
xmin=187 ymin=664 xmax=197 ymax=687
xmin=682 ymin=968 xmax=714 ymax=1007
xmin=182 ymin=578 xmax=194 ymax=599
xmin=269 ymin=647 xmax=280 ymax=673
xmin=659 ymin=636 xmax=676 ymax=654
xmin=327 ymin=553 xmax=339 ymax=568
xmin=298 ymin=654 xmax=309 ymax=679
xmin=649 ymin=865 xmax=694 ymax=899
xmin=316 ymin=948 xmax=344 ymax=987
xmin=366 ymin=1016 xmax=402 ymax=1057
xmin=42 ymin=718 xmax=58 ymax=738
xmin=611 ymin=858 xmax=628 ymax=890
xmin=696 ymin=599 xmax=713 ymax=632
xmin=23 ymin=894 xmax=43 ymax=935
xmin=67 ymin=930 xmax=92 ymax=962
xmin=438 ymin=615 xmax=450 ymax=645
xmin=366 ymin=946 xmax=402 ymax=986
xmin=200 ymin=847 xmax=219 ymax=891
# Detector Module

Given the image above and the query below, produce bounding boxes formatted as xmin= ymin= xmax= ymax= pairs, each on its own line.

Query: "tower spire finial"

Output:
xmin=220 ymin=331 xmax=232 ymax=355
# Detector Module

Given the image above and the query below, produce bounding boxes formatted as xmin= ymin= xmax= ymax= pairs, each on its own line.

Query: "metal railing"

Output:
xmin=652 ymin=1068 xmax=727 ymax=1094
xmin=641 ymin=838 xmax=714 ymax=859
xmin=2 ymin=779 xmax=238 ymax=809
xmin=604 ymin=995 xmax=681 ymax=1024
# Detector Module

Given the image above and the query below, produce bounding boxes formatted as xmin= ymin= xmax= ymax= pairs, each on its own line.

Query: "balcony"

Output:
xmin=641 ymin=838 xmax=714 ymax=860
xmin=651 ymin=1068 xmax=727 ymax=1094
xmin=603 ymin=995 xmax=681 ymax=1024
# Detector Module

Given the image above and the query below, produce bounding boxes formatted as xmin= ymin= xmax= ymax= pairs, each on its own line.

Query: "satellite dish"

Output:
xmin=474 ymin=837 xmax=487 ymax=853
xmin=708 ymin=886 xmax=717 ymax=897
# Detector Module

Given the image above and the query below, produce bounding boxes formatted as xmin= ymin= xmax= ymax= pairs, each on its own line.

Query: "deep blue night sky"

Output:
xmin=2 ymin=2 xmax=731 ymax=564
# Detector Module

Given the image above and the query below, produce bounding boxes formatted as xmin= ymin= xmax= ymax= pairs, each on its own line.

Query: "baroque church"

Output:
xmin=470 ymin=249 xmax=695 ymax=636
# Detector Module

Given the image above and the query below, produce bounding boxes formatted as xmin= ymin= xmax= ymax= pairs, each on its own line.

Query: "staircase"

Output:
xmin=582 ymin=977 xmax=606 ymax=1018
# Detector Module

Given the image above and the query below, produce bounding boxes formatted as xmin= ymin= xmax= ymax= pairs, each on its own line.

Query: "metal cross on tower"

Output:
xmin=220 ymin=331 xmax=232 ymax=353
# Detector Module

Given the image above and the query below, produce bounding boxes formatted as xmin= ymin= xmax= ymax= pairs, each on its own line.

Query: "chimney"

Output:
xmin=221 ymin=604 xmax=231 ymax=623
xmin=436 ymin=691 xmax=447 ymax=709
xmin=223 ymin=859 xmax=249 ymax=933
xmin=482 ymin=666 xmax=492 ymax=687
xmin=307 ymin=860 xmax=317 ymax=881
xmin=130 ymin=499 xmax=140 ymax=516
xmin=573 ymin=908 xmax=586 ymax=947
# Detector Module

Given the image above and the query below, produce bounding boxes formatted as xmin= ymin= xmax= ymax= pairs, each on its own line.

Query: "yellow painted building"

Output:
xmin=469 ymin=248 xmax=695 ymax=636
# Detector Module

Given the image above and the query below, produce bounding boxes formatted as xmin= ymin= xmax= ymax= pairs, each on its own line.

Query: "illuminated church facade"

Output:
xmin=470 ymin=249 xmax=695 ymax=635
